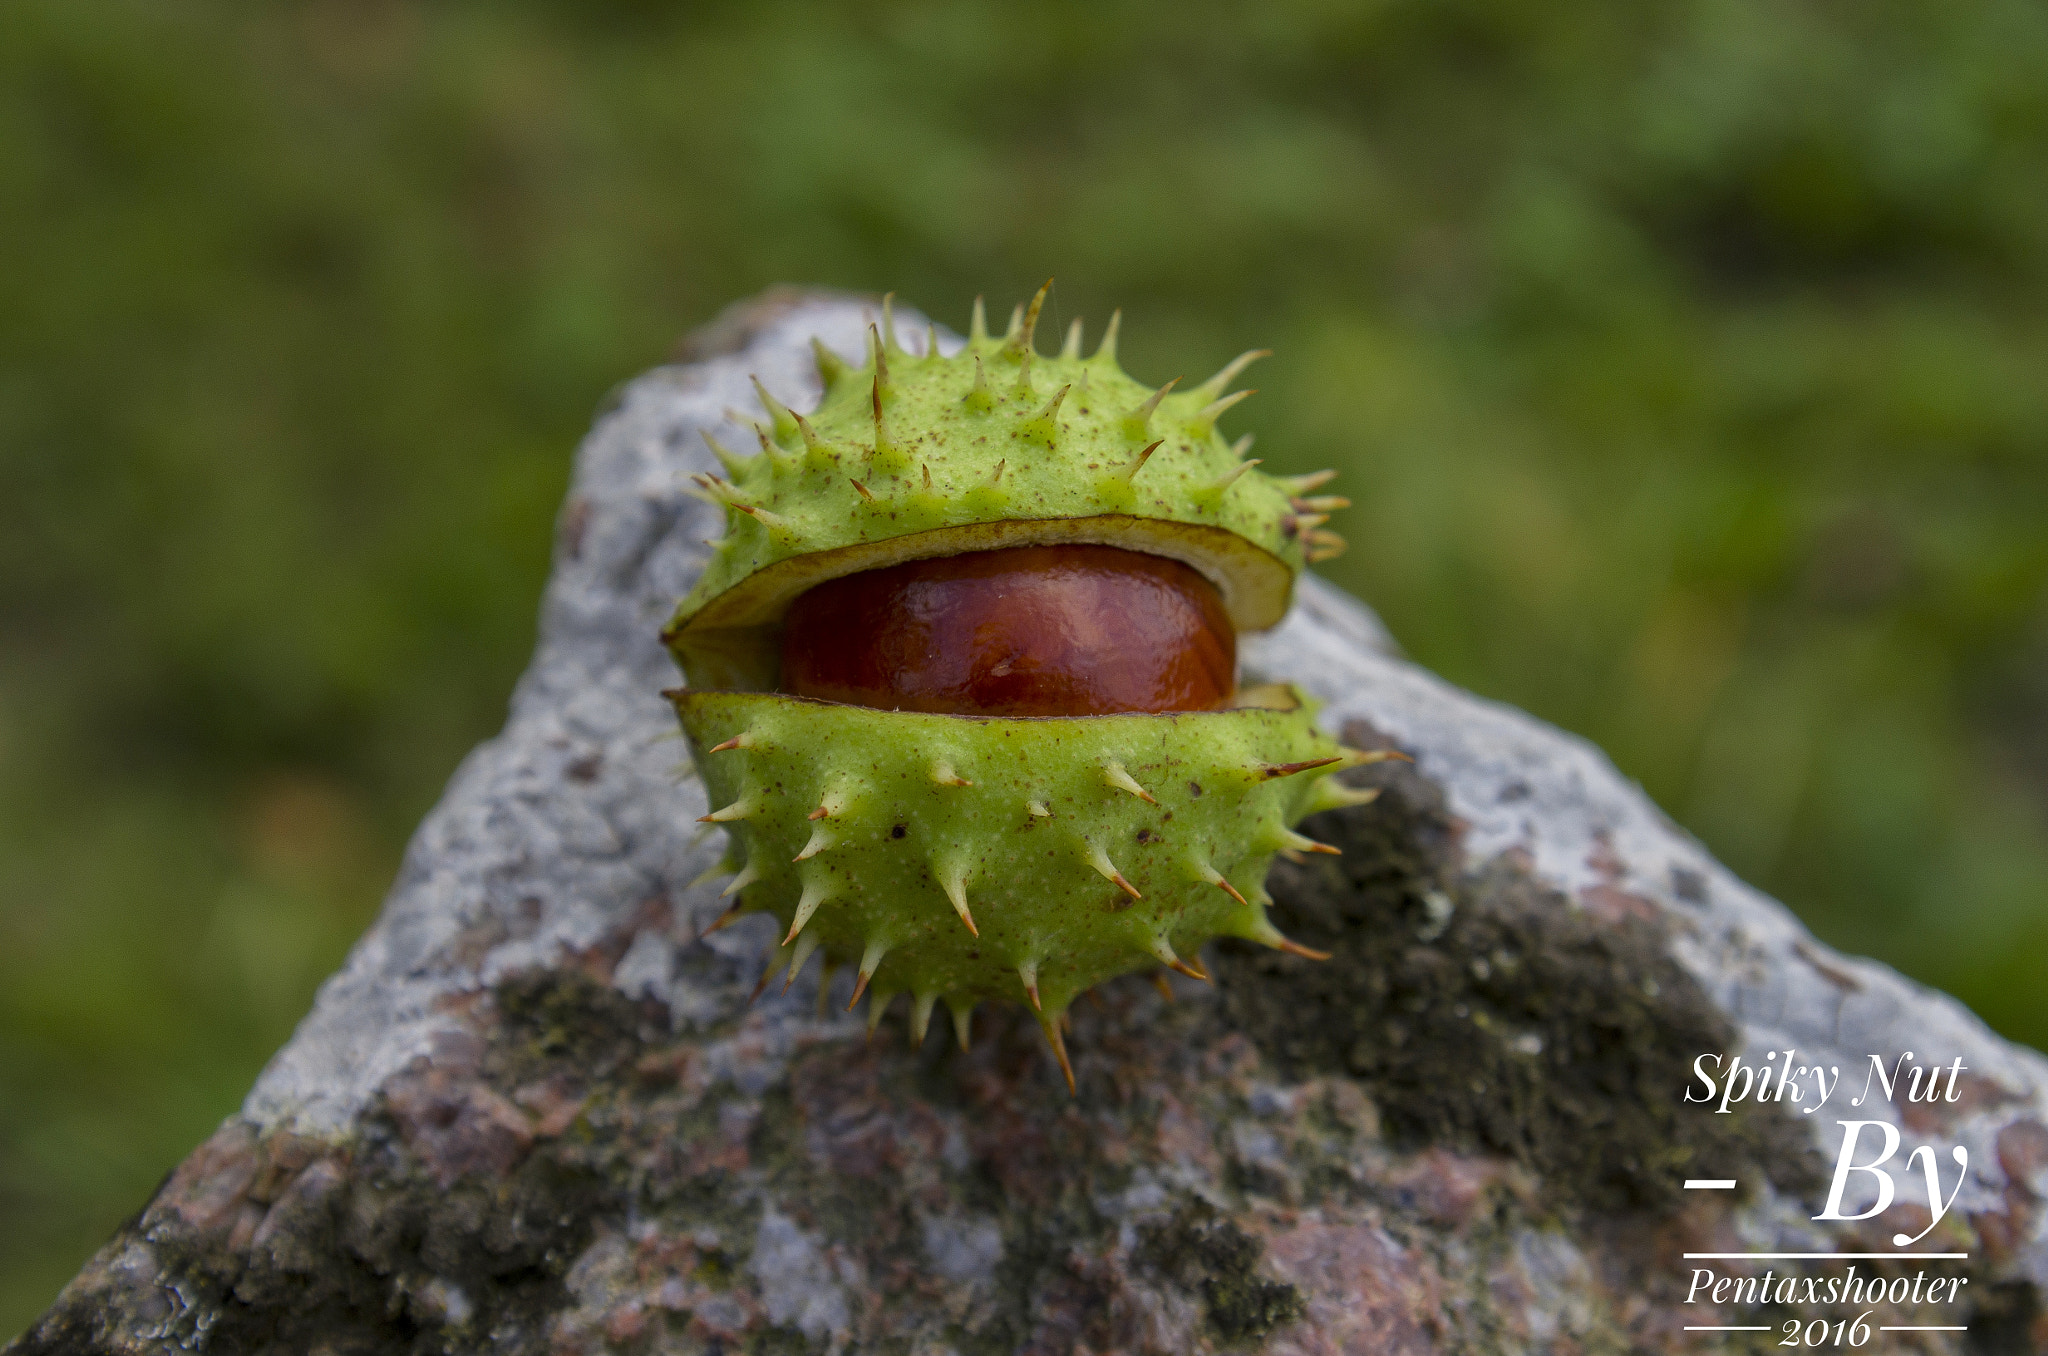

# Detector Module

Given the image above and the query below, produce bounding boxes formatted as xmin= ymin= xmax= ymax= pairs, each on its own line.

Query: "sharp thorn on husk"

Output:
xmin=1125 ymin=376 xmax=1179 ymax=434
xmin=1192 ymin=348 xmax=1271 ymax=401
xmin=1206 ymin=459 xmax=1261 ymax=495
xmin=790 ymin=410 xmax=824 ymax=452
xmin=782 ymin=931 xmax=821 ymax=994
xmin=749 ymin=375 xmax=798 ymax=443
xmin=1342 ymin=747 xmax=1413 ymax=767
xmin=1121 ymin=439 xmax=1163 ymax=481
xmin=1280 ymin=829 xmax=1343 ymax=855
xmin=1095 ymin=309 xmax=1122 ymax=363
xmin=1007 ymin=278 xmax=1053 ymax=356
xmin=1258 ymin=756 xmax=1343 ymax=779
xmin=812 ymin=336 xmax=849 ymax=388
xmin=880 ymin=292 xmax=901 ymax=354
xmin=846 ymin=938 xmax=888 ymax=1011
xmin=703 ymin=431 xmax=749 ymax=479
xmin=784 ymin=878 xmax=832 ymax=944
xmin=1278 ymin=469 xmax=1338 ymax=494
xmin=1085 ymin=842 xmax=1143 ymax=899
xmin=937 ymin=862 xmax=978 ymax=936
xmin=1102 ymin=760 xmax=1158 ymax=804
xmin=867 ymin=322 xmax=890 ymax=388
xmin=965 ymin=353 xmax=993 ymax=410
xmin=1150 ymin=936 xmax=1211 ymax=983
xmin=793 ymin=825 xmax=831 ymax=861
xmin=1041 ymin=1017 xmax=1076 ymax=1095
xmin=1198 ymin=862 xmax=1248 ymax=907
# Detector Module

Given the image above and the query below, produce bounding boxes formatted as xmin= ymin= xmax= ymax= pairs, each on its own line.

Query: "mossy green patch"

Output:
xmin=1217 ymin=721 xmax=1825 ymax=1217
xmin=493 ymin=968 xmax=648 ymax=1081
xmin=1139 ymin=1203 xmax=1306 ymax=1344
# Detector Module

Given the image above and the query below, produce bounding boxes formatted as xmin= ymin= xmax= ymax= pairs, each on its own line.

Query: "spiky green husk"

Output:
xmin=660 ymin=291 xmax=1364 ymax=1085
xmin=675 ymin=688 xmax=1364 ymax=1047
xmin=663 ymin=295 xmax=1341 ymax=689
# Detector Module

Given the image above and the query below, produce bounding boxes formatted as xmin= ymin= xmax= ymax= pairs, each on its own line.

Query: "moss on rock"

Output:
xmin=1215 ymin=721 xmax=1824 ymax=1216
xmin=1139 ymin=1204 xmax=1306 ymax=1344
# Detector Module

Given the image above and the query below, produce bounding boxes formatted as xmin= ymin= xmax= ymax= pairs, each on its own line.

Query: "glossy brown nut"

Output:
xmin=778 ymin=544 xmax=1237 ymax=716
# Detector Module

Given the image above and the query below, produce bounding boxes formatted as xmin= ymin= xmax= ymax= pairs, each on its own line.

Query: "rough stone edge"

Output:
xmin=137 ymin=289 xmax=2048 ymax=1302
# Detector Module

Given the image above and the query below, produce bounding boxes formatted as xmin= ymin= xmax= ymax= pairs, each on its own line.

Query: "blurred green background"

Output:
xmin=3 ymin=0 xmax=2045 ymax=1329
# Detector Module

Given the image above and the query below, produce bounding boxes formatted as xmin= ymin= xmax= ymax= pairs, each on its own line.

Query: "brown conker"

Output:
xmin=778 ymin=543 xmax=1236 ymax=717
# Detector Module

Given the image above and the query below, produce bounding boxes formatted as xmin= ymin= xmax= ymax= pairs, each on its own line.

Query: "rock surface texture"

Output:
xmin=13 ymin=292 xmax=2047 ymax=1355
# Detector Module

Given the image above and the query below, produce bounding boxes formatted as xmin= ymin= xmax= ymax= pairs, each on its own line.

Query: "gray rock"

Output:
xmin=12 ymin=291 xmax=2045 ymax=1355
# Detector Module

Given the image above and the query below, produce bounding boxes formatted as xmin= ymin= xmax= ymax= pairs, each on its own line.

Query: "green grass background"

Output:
xmin=3 ymin=0 xmax=2045 ymax=1328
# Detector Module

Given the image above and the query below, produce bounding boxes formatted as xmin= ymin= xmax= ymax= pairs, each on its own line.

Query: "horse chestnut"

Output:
xmin=664 ymin=285 xmax=1370 ymax=1091
xmin=780 ymin=543 xmax=1235 ymax=717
